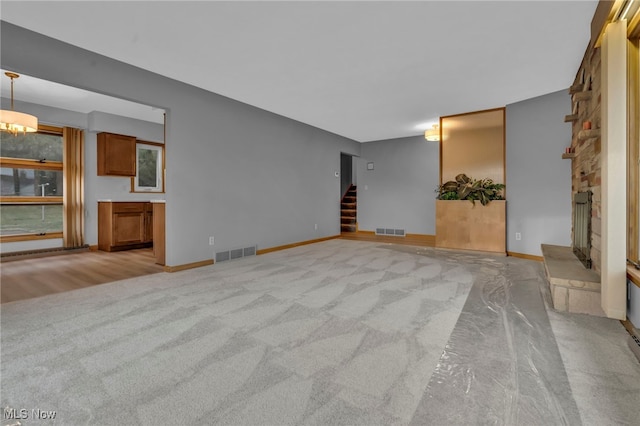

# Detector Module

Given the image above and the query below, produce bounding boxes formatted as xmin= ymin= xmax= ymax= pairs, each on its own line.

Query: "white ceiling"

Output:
xmin=1 ymin=1 xmax=598 ymax=142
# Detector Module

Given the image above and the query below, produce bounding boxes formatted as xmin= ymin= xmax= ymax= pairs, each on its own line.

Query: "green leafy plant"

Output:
xmin=435 ymin=173 xmax=505 ymax=206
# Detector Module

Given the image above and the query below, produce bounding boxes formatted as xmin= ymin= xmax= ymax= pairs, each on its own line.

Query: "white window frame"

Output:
xmin=132 ymin=142 xmax=164 ymax=193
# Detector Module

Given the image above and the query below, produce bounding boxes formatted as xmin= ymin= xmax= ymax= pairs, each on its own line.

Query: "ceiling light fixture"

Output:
xmin=424 ymin=124 xmax=440 ymax=141
xmin=0 ymin=72 xmax=38 ymax=135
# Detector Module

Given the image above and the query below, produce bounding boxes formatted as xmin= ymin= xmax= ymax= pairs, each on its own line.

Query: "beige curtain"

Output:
xmin=63 ymin=127 xmax=85 ymax=248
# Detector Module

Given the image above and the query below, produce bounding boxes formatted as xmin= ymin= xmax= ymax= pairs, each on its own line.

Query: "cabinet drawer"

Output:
xmin=112 ymin=202 xmax=145 ymax=213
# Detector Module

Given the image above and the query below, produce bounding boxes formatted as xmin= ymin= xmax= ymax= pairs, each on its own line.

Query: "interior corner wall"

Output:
xmin=1 ymin=22 xmax=361 ymax=266
xmin=506 ymin=90 xmax=572 ymax=256
xmin=356 ymin=135 xmax=439 ymax=235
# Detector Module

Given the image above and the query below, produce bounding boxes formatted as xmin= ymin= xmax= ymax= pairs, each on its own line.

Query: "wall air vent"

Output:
xmin=215 ymin=250 xmax=230 ymax=263
xmin=230 ymin=248 xmax=244 ymax=260
xmin=375 ymin=228 xmax=406 ymax=237
xmin=215 ymin=245 xmax=257 ymax=263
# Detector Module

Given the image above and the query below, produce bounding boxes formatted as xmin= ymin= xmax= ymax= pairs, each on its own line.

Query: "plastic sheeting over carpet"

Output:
xmin=408 ymin=248 xmax=580 ymax=424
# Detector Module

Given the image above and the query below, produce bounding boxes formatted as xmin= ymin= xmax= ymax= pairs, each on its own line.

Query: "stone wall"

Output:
xmin=568 ymin=45 xmax=602 ymax=273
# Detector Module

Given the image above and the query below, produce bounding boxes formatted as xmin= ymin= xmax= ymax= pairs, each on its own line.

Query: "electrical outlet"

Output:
xmin=209 ymin=236 xmax=215 ymax=246
xmin=515 ymin=232 xmax=521 ymax=241
xmin=314 ymin=224 xmax=318 ymax=230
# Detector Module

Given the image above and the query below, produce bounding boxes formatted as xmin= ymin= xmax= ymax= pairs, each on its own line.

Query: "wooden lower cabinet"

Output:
xmin=98 ymin=202 xmax=153 ymax=252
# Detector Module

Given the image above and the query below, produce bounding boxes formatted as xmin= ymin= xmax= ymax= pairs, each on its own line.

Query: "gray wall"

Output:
xmin=356 ymin=135 xmax=439 ymax=235
xmin=629 ymin=280 xmax=640 ymax=329
xmin=1 ymin=22 xmax=360 ymax=266
xmin=506 ymin=90 xmax=572 ymax=256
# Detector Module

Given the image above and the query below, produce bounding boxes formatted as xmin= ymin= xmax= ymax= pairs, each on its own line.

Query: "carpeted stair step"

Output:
xmin=340 ymin=184 xmax=357 ymax=233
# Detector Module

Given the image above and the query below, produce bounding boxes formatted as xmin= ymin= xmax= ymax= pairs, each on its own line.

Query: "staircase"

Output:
xmin=341 ymin=185 xmax=357 ymax=233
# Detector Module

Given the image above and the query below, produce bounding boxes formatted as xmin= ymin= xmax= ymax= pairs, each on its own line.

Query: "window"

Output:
xmin=0 ymin=125 xmax=64 ymax=241
xmin=629 ymin=38 xmax=640 ymax=261
xmin=131 ymin=141 xmax=164 ymax=193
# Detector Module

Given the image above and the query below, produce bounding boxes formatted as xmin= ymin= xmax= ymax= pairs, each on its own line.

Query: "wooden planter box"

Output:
xmin=435 ymin=200 xmax=506 ymax=254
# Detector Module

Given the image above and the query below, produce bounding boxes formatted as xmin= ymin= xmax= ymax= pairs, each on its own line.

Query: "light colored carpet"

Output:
xmin=1 ymin=239 xmax=638 ymax=425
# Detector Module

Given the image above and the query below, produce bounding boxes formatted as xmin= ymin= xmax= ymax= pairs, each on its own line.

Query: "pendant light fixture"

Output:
xmin=0 ymin=72 xmax=38 ymax=135
xmin=424 ymin=124 xmax=440 ymax=142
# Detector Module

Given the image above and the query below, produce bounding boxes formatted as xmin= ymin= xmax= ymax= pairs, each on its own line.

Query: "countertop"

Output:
xmin=98 ymin=199 xmax=165 ymax=203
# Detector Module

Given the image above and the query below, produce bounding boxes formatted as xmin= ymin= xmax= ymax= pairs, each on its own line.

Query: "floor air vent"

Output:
xmin=375 ymin=228 xmax=406 ymax=237
xmin=216 ymin=245 xmax=257 ymax=263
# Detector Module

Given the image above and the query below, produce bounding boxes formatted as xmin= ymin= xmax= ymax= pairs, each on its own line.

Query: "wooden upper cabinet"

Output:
xmin=97 ymin=132 xmax=136 ymax=176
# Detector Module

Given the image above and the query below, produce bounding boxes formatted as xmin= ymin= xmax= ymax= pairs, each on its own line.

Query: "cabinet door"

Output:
xmin=97 ymin=132 xmax=136 ymax=176
xmin=144 ymin=210 xmax=153 ymax=243
xmin=113 ymin=212 xmax=145 ymax=246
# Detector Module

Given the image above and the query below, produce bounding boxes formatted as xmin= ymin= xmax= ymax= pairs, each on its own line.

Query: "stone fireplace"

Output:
xmin=548 ymin=2 xmax=633 ymax=320
xmin=541 ymin=34 xmax=606 ymax=318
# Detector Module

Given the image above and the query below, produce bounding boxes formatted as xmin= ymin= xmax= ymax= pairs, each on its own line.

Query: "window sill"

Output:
xmin=130 ymin=191 xmax=165 ymax=194
xmin=0 ymin=232 xmax=63 ymax=243
xmin=628 ymin=266 xmax=640 ymax=289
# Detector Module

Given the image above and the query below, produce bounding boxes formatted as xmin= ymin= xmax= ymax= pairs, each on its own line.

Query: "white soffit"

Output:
xmin=0 ymin=69 xmax=164 ymax=124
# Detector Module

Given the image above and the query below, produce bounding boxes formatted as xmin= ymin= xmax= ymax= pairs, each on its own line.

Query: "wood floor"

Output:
xmin=0 ymin=248 xmax=164 ymax=304
xmin=339 ymin=231 xmax=435 ymax=247
xmin=2 ymin=234 xmax=432 ymax=304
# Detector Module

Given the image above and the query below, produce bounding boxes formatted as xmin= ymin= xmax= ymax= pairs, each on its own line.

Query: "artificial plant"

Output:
xmin=436 ymin=173 xmax=505 ymax=206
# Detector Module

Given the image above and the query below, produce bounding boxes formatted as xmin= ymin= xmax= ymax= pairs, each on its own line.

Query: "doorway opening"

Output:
xmin=340 ymin=153 xmax=357 ymax=233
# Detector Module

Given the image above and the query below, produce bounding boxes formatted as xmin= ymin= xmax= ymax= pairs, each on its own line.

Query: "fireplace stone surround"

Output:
xmin=541 ymin=39 xmax=605 ymax=318
xmin=567 ymin=43 xmax=602 ymax=274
